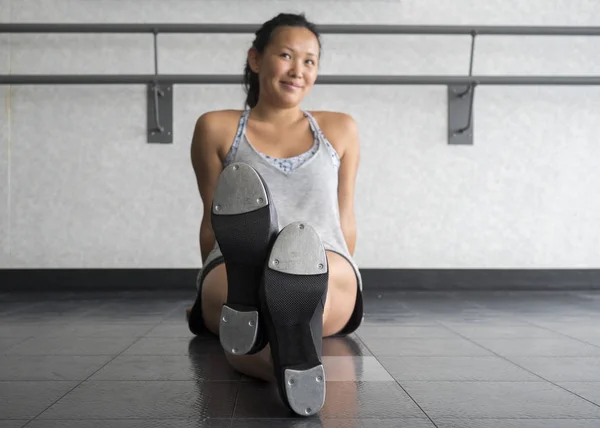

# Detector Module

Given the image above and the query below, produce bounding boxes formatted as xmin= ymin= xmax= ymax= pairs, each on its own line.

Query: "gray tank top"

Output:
xmin=204 ymin=109 xmax=362 ymax=292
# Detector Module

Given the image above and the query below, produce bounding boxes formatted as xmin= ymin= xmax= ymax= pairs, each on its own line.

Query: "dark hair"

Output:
xmin=243 ymin=13 xmax=321 ymax=109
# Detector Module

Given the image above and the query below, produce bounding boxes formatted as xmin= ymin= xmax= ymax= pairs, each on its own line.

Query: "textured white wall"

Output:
xmin=1 ymin=0 xmax=600 ymax=270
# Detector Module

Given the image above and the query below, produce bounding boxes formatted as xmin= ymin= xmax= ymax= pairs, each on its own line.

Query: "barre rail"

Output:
xmin=2 ymin=75 xmax=600 ymax=85
xmin=1 ymin=23 xmax=599 ymax=144
xmin=1 ymin=23 xmax=600 ymax=35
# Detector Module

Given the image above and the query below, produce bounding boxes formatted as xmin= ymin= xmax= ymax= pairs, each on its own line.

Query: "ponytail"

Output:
xmin=243 ymin=60 xmax=260 ymax=109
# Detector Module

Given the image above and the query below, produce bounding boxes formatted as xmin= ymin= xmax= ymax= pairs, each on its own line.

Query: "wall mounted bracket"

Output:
xmin=147 ymin=30 xmax=173 ymax=144
xmin=448 ymin=31 xmax=477 ymax=145
xmin=147 ymin=83 xmax=172 ymax=144
xmin=448 ymin=84 xmax=475 ymax=145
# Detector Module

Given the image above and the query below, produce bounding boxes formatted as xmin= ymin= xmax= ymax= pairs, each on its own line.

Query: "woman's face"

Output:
xmin=250 ymin=26 xmax=320 ymax=108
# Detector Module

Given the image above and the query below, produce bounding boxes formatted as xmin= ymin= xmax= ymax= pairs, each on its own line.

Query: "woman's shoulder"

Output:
xmin=308 ymin=110 xmax=359 ymax=155
xmin=196 ymin=109 xmax=245 ymax=129
xmin=193 ymin=109 xmax=245 ymax=158
xmin=194 ymin=109 xmax=245 ymax=140
xmin=308 ymin=110 xmax=356 ymax=127
xmin=308 ymin=110 xmax=358 ymax=139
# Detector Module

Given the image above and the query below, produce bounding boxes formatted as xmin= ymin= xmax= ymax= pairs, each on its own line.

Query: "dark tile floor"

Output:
xmin=1 ymin=290 xmax=600 ymax=427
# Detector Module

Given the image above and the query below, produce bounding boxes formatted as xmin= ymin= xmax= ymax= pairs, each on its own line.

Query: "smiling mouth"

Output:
xmin=281 ymin=82 xmax=302 ymax=89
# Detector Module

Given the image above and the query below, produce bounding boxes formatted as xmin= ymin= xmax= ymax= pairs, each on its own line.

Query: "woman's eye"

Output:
xmin=280 ymin=53 xmax=291 ymax=59
xmin=306 ymin=59 xmax=315 ymax=65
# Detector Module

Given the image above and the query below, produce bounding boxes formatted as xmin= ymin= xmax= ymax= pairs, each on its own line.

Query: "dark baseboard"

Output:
xmin=360 ymin=269 xmax=600 ymax=290
xmin=0 ymin=269 xmax=199 ymax=293
xmin=1 ymin=268 xmax=600 ymax=293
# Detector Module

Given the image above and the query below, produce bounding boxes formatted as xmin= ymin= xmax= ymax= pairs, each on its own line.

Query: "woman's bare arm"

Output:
xmin=190 ymin=112 xmax=229 ymax=263
xmin=316 ymin=112 xmax=361 ymax=256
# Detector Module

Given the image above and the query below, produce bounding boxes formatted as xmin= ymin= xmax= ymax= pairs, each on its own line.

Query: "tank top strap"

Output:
xmin=302 ymin=110 xmax=322 ymax=140
xmin=302 ymin=110 xmax=341 ymax=169
xmin=223 ymin=109 xmax=251 ymax=168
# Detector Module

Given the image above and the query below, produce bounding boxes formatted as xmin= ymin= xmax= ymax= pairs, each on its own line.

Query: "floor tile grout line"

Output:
xmin=2 ymin=301 xmax=50 ymax=317
xmin=12 ymin=417 xmax=600 ymax=423
xmin=21 ymin=306 xmax=184 ymax=425
xmin=353 ymin=334 xmax=440 ymax=428
xmin=0 ymin=379 xmax=242 ymax=383
xmin=435 ymin=317 xmax=600 ymax=356
xmin=4 ymin=300 xmax=122 ymax=327
xmin=432 ymin=309 xmax=600 ymax=350
xmin=437 ymin=322 xmax=600 ymax=410
xmin=2 ymin=335 xmax=35 ymax=353
xmin=522 ymin=320 xmax=600 ymax=350
xmin=229 ymin=377 xmax=242 ymax=422
xmin=439 ymin=417 xmax=600 ymax=421
xmin=435 ymin=307 xmax=543 ymax=328
xmin=19 ymin=417 xmax=236 ymax=422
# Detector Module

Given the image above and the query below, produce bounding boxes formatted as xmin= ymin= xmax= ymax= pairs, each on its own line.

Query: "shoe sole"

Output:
xmin=212 ymin=163 xmax=278 ymax=356
xmin=260 ymin=222 xmax=328 ymax=416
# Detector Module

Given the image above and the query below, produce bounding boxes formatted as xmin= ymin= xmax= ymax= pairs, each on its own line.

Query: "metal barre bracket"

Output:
xmin=147 ymin=83 xmax=172 ymax=144
xmin=448 ymin=31 xmax=476 ymax=145
xmin=448 ymin=85 xmax=473 ymax=145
